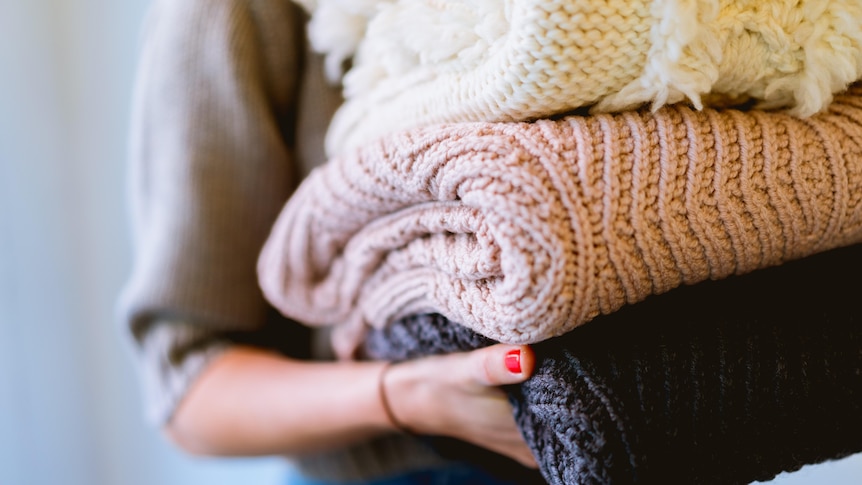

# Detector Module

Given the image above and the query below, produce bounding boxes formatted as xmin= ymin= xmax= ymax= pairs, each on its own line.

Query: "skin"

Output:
xmin=166 ymin=343 xmax=538 ymax=468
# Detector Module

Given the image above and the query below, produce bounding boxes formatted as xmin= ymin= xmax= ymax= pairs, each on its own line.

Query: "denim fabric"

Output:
xmin=283 ymin=463 xmax=524 ymax=485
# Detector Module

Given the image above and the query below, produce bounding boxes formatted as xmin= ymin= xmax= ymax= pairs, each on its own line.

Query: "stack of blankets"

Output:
xmin=259 ymin=1 xmax=862 ymax=483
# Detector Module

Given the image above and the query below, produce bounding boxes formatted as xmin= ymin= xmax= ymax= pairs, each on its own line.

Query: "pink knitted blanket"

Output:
xmin=258 ymin=86 xmax=862 ymax=358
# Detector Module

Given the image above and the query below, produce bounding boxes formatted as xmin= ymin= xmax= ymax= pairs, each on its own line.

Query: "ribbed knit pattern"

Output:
xmin=296 ymin=0 xmax=862 ymax=155
xmin=363 ymin=243 xmax=862 ymax=485
xmin=258 ymin=85 xmax=862 ymax=358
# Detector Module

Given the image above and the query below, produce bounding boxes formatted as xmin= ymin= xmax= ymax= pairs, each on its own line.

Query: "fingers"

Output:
xmin=389 ymin=345 xmax=539 ymax=468
xmin=510 ymin=444 xmax=539 ymax=469
xmin=469 ymin=344 xmax=535 ymax=386
xmin=481 ymin=426 xmax=540 ymax=469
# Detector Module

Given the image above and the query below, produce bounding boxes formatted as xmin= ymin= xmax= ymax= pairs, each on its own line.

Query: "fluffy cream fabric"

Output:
xmin=296 ymin=0 xmax=862 ymax=156
xmin=258 ymin=85 xmax=862 ymax=359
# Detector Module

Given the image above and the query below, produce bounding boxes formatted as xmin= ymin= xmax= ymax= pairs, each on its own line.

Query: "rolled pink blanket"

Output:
xmin=258 ymin=85 xmax=862 ymax=358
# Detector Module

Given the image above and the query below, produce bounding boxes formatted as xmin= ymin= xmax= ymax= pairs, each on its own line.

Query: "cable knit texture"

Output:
xmin=258 ymin=85 xmax=862 ymax=358
xmin=363 ymin=244 xmax=862 ymax=485
xmin=294 ymin=0 xmax=862 ymax=155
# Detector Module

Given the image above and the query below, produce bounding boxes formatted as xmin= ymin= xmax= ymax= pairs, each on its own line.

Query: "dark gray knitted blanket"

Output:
xmin=363 ymin=243 xmax=862 ymax=485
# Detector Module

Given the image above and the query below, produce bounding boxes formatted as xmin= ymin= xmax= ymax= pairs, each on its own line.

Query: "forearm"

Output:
xmin=166 ymin=341 xmax=538 ymax=471
xmin=166 ymin=346 xmax=394 ymax=456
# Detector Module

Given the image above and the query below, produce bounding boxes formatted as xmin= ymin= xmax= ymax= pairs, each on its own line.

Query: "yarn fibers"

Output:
xmin=295 ymin=0 xmax=862 ymax=156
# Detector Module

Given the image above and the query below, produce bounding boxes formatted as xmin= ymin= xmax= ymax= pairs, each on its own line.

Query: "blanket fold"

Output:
xmin=258 ymin=85 xmax=862 ymax=359
xmin=363 ymin=243 xmax=862 ymax=485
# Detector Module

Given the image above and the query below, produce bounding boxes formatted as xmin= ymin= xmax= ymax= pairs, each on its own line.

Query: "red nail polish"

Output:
xmin=505 ymin=349 xmax=521 ymax=374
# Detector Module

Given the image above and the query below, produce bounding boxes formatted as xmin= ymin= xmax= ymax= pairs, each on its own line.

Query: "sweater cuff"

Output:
xmin=133 ymin=319 xmax=231 ymax=425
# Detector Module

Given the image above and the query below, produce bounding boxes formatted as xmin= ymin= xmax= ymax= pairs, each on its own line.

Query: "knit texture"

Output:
xmin=363 ymin=243 xmax=862 ymax=485
xmin=258 ymin=85 xmax=862 ymax=359
xmin=295 ymin=0 xmax=862 ymax=155
xmin=119 ymin=0 xmax=305 ymax=423
xmin=119 ymin=0 xmax=449 ymax=481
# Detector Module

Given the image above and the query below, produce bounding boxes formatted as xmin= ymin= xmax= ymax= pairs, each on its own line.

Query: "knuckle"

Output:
xmin=478 ymin=350 xmax=497 ymax=385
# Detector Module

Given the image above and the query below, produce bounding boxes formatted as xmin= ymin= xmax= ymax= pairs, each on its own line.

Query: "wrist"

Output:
xmin=378 ymin=357 xmax=442 ymax=436
xmin=378 ymin=362 xmax=414 ymax=434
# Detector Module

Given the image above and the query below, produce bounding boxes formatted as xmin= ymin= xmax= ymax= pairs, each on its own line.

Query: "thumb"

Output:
xmin=468 ymin=344 xmax=535 ymax=386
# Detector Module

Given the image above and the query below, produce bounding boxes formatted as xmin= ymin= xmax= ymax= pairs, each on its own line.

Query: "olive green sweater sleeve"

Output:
xmin=118 ymin=0 xmax=303 ymax=424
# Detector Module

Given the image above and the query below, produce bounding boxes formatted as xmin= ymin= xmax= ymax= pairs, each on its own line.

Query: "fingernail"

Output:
xmin=505 ymin=349 xmax=521 ymax=374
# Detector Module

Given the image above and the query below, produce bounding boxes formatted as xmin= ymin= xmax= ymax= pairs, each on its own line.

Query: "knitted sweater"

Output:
xmin=119 ymin=0 xmax=446 ymax=481
xmin=363 ymin=243 xmax=862 ymax=485
xmin=258 ymin=84 xmax=862 ymax=359
xmin=295 ymin=0 xmax=862 ymax=155
xmin=121 ymin=0 xmax=862 ymax=482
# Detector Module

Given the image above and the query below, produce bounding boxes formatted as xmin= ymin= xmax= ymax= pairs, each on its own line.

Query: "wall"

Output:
xmin=0 ymin=0 xmax=283 ymax=484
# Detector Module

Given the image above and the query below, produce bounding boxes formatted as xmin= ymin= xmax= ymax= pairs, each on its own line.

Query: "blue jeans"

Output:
xmin=283 ymin=463 xmax=523 ymax=485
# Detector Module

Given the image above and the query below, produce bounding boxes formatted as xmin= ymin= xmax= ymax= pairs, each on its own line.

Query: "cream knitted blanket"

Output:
xmin=295 ymin=0 xmax=862 ymax=156
xmin=258 ymin=85 xmax=862 ymax=359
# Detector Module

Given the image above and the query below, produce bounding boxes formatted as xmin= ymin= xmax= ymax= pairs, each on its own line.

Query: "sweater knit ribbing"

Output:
xmin=363 ymin=243 xmax=862 ymax=485
xmin=258 ymin=85 xmax=862 ymax=358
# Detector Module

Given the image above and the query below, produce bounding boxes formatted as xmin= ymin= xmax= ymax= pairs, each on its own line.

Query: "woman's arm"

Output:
xmin=166 ymin=343 xmax=538 ymax=467
xmin=123 ymin=0 xmax=537 ymax=469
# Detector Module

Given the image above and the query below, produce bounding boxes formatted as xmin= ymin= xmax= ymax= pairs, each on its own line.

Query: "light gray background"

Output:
xmin=0 ymin=0 xmax=859 ymax=484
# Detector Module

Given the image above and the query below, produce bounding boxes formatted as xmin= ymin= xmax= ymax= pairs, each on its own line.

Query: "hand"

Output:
xmin=382 ymin=344 xmax=538 ymax=468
